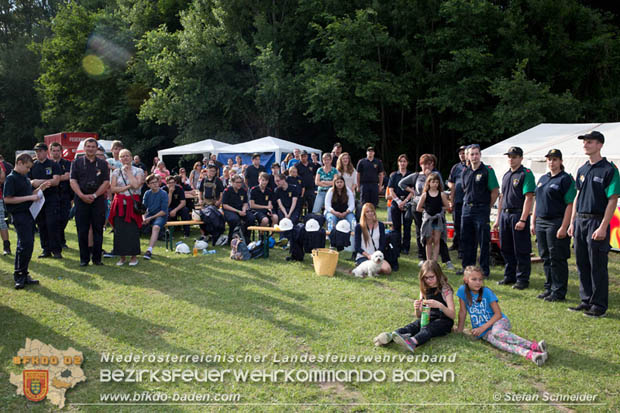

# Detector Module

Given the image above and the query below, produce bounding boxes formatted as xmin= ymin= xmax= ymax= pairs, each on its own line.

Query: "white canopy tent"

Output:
xmin=218 ymin=136 xmax=322 ymax=164
xmin=482 ymin=123 xmax=620 ymax=179
xmin=157 ymin=139 xmax=232 ymax=160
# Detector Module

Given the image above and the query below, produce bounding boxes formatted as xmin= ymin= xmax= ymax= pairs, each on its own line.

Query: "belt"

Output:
xmin=577 ymin=213 xmax=603 ymax=220
xmin=465 ymin=203 xmax=487 ymax=207
xmin=503 ymin=208 xmax=522 ymax=214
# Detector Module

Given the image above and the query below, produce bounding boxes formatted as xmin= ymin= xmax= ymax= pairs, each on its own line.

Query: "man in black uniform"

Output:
xmin=331 ymin=142 xmax=342 ymax=168
xmin=274 ymin=173 xmax=300 ymax=224
xmin=447 ymin=145 xmax=467 ymax=255
xmin=4 ymin=153 xmax=48 ymax=289
xmin=70 ymin=138 xmax=110 ymax=266
xmin=493 ymin=146 xmax=536 ymax=289
xmin=29 ymin=142 xmax=63 ymax=259
xmin=388 ymin=154 xmax=413 ymax=253
xmin=164 ymin=175 xmax=192 ymax=237
xmin=245 ymin=153 xmax=266 ymax=189
xmin=356 ymin=147 xmax=384 ymax=207
xmin=222 ymin=175 xmax=253 ymax=241
xmin=567 ymin=131 xmax=620 ymax=318
xmin=295 ymin=151 xmax=317 ymax=213
xmin=250 ymin=172 xmax=278 ymax=227
xmin=49 ymin=142 xmax=73 ymax=249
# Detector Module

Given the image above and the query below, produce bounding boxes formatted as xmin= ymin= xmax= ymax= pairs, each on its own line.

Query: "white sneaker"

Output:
xmin=128 ymin=260 xmax=138 ymax=266
xmin=531 ymin=351 xmax=548 ymax=367
xmin=537 ymin=340 xmax=547 ymax=353
xmin=373 ymin=332 xmax=393 ymax=346
xmin=116 ymin=260 xmax=125 ymax=266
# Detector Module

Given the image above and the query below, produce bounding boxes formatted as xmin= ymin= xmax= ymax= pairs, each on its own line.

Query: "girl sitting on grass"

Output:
xmin=456 ymin=265 xmax=548 ymax=366
xmin=373 ymin=260 xmax=454 ymax=352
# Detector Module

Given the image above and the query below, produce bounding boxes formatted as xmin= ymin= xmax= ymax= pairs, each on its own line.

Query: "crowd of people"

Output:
xmin=1 ymin=133 xmax=618 ymax=319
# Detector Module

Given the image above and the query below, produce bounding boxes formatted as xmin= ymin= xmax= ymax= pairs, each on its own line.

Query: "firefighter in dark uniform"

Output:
xmin=459 ymin=144 xmax=499 ymax=277
xmin=447 ymin=145 xmax=468 ymax=255
xmin=274 ymin=173 xmax=300 ymax=224
xmin=4 ymin=153 xmax=48 ymax=289
xmin=387 ymin=154 xmax=413 ymax=253
xmin=222 ymin=175 xmax=254 ymax=241
xmin=250 ymin=172 xmax=277 ymax=227
xmin=245 ymin=153 xmax=267 ymax=189
xmin=199 ymin=164 xmax=224 ymax=207
xmin=295 ymin=151 xmax=317 ymax=213
xmin=70 ymin=138 xmax=110 ymax=266
xmin=493 ymin=146 xmax=536 ymax=289
xmin=567 ymin=131 xmax=620 ymax=318
xmin=29 ymin=142 xmax=63 ymax=258
xmin=530 ymin=149 xmax=576 ymax=302
xmin=356 ymin=147 xmax=384 ymax=207
xmin=49 ymin=142 xmax=73 ymax=249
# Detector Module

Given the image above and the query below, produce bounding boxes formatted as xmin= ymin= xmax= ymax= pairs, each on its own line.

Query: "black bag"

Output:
xmin=383 ymin=231 xmax=401 ymax=272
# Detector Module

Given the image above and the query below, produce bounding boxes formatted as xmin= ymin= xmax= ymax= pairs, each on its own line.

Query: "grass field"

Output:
xmin=1 ymin=204 xmax=619 ymax=412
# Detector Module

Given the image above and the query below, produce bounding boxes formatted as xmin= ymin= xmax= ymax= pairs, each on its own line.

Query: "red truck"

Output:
xmin=44 ymin=132 xmax=99 ymax=161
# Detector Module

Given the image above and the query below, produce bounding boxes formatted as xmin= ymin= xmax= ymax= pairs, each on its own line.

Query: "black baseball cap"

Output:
xmin=366 ymin=146 xmax=375 ymax=152
xmin=545 ymin=149 xmax=562 ymax=159
xmin=34 ymin=143 xmax=48 ymax=151
xmin=252 ymin=153 xmax=260 ymax=159
xmin=504 ymin=146 xmax=523 ymax=157
xmin=577 ymin=131 xmax=604 ymax=143
xmin=458 ymin=145 xmax=467 ymax=152
xmin=300 ymin=150 xmax=308 ymax=156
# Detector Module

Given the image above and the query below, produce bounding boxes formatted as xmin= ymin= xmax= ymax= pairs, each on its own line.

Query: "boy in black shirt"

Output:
xmin=4 ymin=153 xmax=49 ymax=289
xmin=222 ymin=175 xmax=253 ymax=240
xmin=245 ymin=153 xmax=266 ymax=189
xmin=274 ymin=173 xmax=300 ymax=224
xmin=164 ymin=175 xmax=191 ymax=237
xmin=250 ymin=172 xmax=278 ymax=227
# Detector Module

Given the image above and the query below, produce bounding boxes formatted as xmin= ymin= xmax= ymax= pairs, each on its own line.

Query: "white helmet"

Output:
xmin=305 ymin=218 xmax=320 ymax=233
xmin=194 ymin=240 xmax=208 ymax=250
xmin=279 ymin=218 xmax=294 ymax=231
xmin=175 ymin=242 xmax=191 ymax=254
xmin=335 ymin=220 xmax=351 ymax=233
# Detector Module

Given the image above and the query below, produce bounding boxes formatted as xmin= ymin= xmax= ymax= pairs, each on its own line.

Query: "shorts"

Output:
xmin=0 ymin=199 xmax=7 ymax=230
xmin=431 ymin=223 xmax=441 ymax=231
xmin=355 ymin=256 xmax=369 ymax=266
xmin=151 ymin=216 xmax=167 ymax=228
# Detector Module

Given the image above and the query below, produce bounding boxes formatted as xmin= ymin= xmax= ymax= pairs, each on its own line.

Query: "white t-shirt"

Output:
xmin=112 ymin=166 xmax=144 ymax=196
xmin=356 ymin=224 xmax=380 ymax=261
xmin=340 ymin=170 xmax=357 ymax=193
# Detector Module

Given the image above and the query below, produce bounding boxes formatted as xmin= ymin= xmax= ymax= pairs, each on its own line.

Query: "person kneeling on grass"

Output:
xmin=456 ymin=265 xmax=548 ymax=366
xmin=141 ymin=174 xmax=168 ymax=260
xmin=374 ymin=260 xmax=454 ymax=352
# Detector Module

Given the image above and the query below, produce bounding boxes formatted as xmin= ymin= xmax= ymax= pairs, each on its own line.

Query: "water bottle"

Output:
xmin=202 ymin=249 xmax=216 ymax=255
xmin=192 ymin=246 xmax=198 ymax=257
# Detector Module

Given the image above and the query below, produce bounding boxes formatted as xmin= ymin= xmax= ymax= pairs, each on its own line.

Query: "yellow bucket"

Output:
xmin=311 ymin=248 xmax=339 ymax=276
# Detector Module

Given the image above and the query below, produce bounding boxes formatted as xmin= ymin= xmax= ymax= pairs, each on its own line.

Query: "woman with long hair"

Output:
xmin=189 ymin=161 xmax=202 ymax=189
xmin=325 ymin=175 xmax=356 ymax=232
xmin=354 ymin=203 xmax=391 ymax=274
xmin=312 ymin=153 xmax=338 ymax=213
xmin=281 ymin=152 xmax=294 ymax=173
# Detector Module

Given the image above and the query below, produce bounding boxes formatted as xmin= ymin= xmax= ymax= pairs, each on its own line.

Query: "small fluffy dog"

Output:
xmin=352 ymin=251 xmax=384 ymax=278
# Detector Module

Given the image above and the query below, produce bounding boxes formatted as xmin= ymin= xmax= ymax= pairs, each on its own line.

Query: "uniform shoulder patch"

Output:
xmin=525 ymin=168 xmax=531 ymax=173
xmin=486 ymin=165 xmax=493 ymax=169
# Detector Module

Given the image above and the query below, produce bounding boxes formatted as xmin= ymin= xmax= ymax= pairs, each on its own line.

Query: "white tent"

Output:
xmin=482 ymin=123 xmax=620 ymax=179
xmin=157 ymin=139 xmax=232 ymax=160
xmin=218 ymin=136 xmax=322 ymax=163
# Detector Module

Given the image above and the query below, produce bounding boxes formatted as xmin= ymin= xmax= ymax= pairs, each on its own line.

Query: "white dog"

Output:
xmin=352 ymin=251 xmax=384 ymax=278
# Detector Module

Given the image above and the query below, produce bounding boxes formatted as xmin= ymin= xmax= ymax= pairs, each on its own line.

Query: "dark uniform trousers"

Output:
xmin=452 ymin=202 xmax=463 ymax=253
xmin=168 ymin=207 xmax=192 ymax=236
xmin=300 ymin=190 xmax=315 ymax=215
xmin=360 ymin=183 xmax=378 ymax=207
xmin=390 ymin=202 xmax=412 ymax=252
xmin=223 ymin=210 xmax=254 ymax=241
xmin=460 ymin=204 xmax=491 ymax=276
xmin=59 ymin=196 xmax=72 ymax=245
xmin=75 ymin=196 xmax=106 ymax=264
xmin=36 ymin=195 xmax=61 ymax=254
xmin=499 ymin=211 xmax=531 ymax=284
xmin=574 ymin=215 xmax=609 ymax=311
xmin=13 ymin=211 xmax=35 ymax=274
xmin=535 ymin=217 xmax=570 ymax=299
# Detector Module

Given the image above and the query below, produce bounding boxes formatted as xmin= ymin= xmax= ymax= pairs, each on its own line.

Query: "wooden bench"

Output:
xmin=246 ymin=226 xmax=283 ymax=258
xmin=164 ymin=220 xmax=203 ymax=250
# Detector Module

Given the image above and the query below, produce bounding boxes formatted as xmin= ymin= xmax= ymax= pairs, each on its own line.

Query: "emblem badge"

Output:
xmin=475 ymin=174 xmax=482 ymax=182
xmin=513 ymin=178 xmax=519 ymax=187
xmin=23 ymin=370 xmax=48 ymax=402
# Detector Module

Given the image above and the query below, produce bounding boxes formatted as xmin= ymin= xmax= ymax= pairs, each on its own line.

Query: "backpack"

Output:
xmin=199 ymin=205 xmax=225 ymax=243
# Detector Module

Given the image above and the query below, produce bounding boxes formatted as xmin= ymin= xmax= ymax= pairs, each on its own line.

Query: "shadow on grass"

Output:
xmin=97 ymin=257 xmax=334 ymax=340
xmin=0 ymin=302 xmax=188 ymax=413
xmin=27 ymin=259 xmax=102 ymax=291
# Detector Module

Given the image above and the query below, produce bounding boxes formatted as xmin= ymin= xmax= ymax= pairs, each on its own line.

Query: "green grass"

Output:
xmin=1 ymin=204 xmax=619 ymax=412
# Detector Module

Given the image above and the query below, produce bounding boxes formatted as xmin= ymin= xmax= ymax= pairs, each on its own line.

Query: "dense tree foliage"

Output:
xmin=1 ymin=0 xmax=619 ymax=171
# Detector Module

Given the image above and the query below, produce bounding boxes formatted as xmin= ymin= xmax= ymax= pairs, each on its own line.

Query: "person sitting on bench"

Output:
xmin=250 ymin=172 xmax=278 ymax=227
xmin=222 ymin=175 xmax=253 ymax=241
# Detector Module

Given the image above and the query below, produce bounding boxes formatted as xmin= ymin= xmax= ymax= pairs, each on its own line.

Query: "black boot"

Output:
xmin=14 ymin=272 xmax=26 ymax=290
xmin=24 ymin=272 xmax=40 ymax=285
xmin=3 ymin=240 xmax=10 ymax=255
